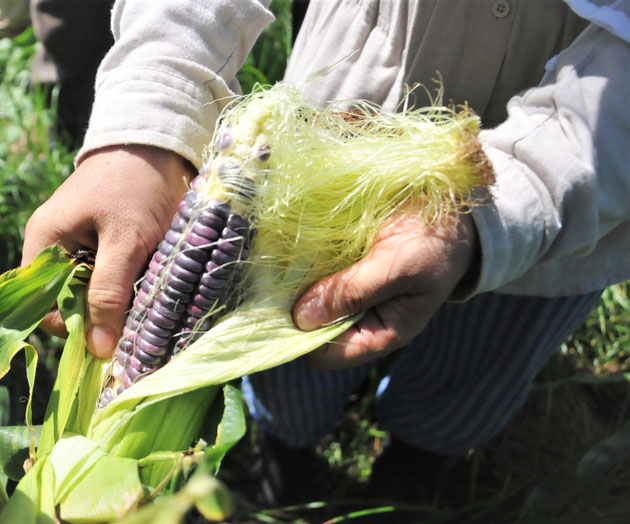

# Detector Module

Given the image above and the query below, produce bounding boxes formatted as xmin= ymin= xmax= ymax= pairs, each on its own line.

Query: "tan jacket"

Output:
xmin=79 ymin=0 xmax=630 ymax=297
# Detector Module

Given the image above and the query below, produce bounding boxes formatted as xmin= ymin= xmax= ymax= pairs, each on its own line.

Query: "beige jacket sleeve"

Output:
xmin=76 ymin=0 xmax=274 ymax=169
xmin=472 ymin=22 xmax=630 ymax=296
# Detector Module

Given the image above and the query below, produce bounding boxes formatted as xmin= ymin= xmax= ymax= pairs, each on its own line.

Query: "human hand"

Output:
xmin=21 ymin=145 xmax=194 ymax=358
xmin=292 ymin=211 xmax=479 ymax=370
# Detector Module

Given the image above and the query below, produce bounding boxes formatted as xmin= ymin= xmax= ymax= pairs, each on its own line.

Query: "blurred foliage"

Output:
xmin=237 ymin=0 xmax=293 ymax=94
xmin=0 ymin=28 xmax=74 ymax=273
xmin=561 ymin=281 xmax=630 ymax=374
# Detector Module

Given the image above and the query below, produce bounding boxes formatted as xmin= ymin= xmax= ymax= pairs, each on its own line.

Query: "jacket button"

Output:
xmin=492 ymin=0 xmax=511 ymax=18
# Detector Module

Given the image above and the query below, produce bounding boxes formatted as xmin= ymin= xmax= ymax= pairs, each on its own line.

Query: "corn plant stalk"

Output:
xmin=0 ymin=82 xmax=493 ymax=522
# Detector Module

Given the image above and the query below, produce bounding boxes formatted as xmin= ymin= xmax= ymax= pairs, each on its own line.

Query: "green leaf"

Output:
xmin=0 ymin=386 xmax=9 ymax=426
xmin=105 ymin=387 xmax=219 ymax=489
xmin=38 ymin=281 xmax=88 ymax=456
xmin=58 ymin=454 xmax=143 ymax=523
xmin=191 ymin=473 xmax=232 ymax=522
xmin=0 ymin=245 xmax=74 ymax=328
xmin=0 ymin=425 xmax=41 ymax=481
xmin=66 ymin=354 xmax=109 ymax=436
xmin=0 ymin=455 xmax=56 ymax=524
xmin=90 ymin=295 xmax=359 ymax=441
xmin=116 ymin=470 xmax=231 ymax=524
xmin=0 ymin=246 xmax=78 ymax=429
xmin=0 ymin=471 xmax=8 ymax=511
xmin=204 ymin=384 xmax=246 ymax=474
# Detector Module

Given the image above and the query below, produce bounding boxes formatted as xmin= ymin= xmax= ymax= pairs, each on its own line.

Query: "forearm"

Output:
xmin=77 ymin=0 xmax=274 ymax=168
xmin=469 ymin=23 xmax=630 ymax=297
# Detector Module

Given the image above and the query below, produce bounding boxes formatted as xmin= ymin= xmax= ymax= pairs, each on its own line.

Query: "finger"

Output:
xmin=85 ymin=233 xmax=149 ymax=359
xmin=306 ymin=293 xmax=437 ymax=370
xmin=21 ymin=206 xmax=95 ymax=266
xmin=39 ymin=308 xmax=69 ymax=338
xmin=293 ymin=236 xmax=416 ymax=331
xmin=22 ymin=207 xmax=96 ymax=339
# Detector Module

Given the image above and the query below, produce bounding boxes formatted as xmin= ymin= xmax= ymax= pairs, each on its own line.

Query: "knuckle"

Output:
xmin=337 ymin=276 xmax=365 ymax=314
xmin=87 ymin=285 xmax=131 ymax=313
xmin=24 ymin=206 xmax=49 ymax=236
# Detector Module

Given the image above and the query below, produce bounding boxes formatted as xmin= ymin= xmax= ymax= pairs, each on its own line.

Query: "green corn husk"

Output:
xmin=0 ymin=82 xmax=492 ymax=522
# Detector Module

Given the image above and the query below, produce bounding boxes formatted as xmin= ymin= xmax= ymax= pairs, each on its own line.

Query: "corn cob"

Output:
xmin=100 ymin=128 xmax=266 ymax=407
xmin=97 ymin=84 xmax=493 ymax=408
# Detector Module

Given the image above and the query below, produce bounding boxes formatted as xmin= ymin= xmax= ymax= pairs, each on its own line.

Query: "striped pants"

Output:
xmin=242 ymin=291 xmax=602 ymax=455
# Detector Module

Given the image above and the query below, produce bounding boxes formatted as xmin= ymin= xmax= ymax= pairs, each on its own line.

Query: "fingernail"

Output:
xmin=87 ymin=326 xmax=117 ymax=359
xmin=295 ymin=298 xmax=328 ymax=331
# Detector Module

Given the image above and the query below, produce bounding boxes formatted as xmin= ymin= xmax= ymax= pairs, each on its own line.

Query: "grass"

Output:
xmin=1 ymin=2 xmax=630 ymax=523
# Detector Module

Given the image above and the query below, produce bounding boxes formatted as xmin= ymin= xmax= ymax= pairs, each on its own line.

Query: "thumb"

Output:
xmin=86 ymin=236 xmax=147 ymax=358
xmin=293 ymin=244 xmax=403 ymax=332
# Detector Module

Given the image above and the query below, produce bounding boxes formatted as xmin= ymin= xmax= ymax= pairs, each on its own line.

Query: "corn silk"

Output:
xmin=0 ymin=82 xmax=493 ymax=523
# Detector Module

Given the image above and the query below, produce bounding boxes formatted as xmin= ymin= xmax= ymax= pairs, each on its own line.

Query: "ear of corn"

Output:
xmin=0 ymin=82 xmax=492 ymax=522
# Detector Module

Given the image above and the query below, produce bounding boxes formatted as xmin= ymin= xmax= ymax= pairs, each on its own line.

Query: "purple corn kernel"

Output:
xmin=220 ymin=227 xmax=240 ymax=240
xmin=133 ymin=291 xmax=152 ymax=309
xmin=137 ymin=337 xmax=169 ymax=357
xmin=174 ymin=252 xmax=204 ymax=272
xmin=178 ymin=243 xmax=210 ymax=263
xmin=170 ymin=263 xmax=199 ymax=283
xmin=148 ymin=308 xmax=177 ymax=329
xmin=145 ymin=271 xmax=159 ymax=286
xmin=215 ymin=130 xmax=232 ymax=150
xmin=128 ymin=308 xmax=145 ymax=322
xmin=126 ymin=316 xmax=141 ymax=332
xmin=191 ymin=174 xmax=206 ymax=190
xmin=122 ymin=326 xmax=136 ymax=340
xmin=255 ymin=144 xmax=271 ymax=161
xmin=154 ymin=251 xmax=168 ymax=264
xmin=226 ymin=213 xmax=250 ymax=232
xmin=187 ymin=305 xmax=206 ymax=318
xmin=165 ymin=273 xmax=196 ymax=293
xmin=163 ymin=283 xmax=192 ymax=302
xmin=178 ymin=202 xmax=193 ymax=220
xmin=186 ymin=231 xmax=214 ymax=248
xmin=129 ymin=355 xmax=154 ymax=373
xmin=142 ymin=319 xmax=172 ymax=339
xmin=204 ymin=200 xmax=230 ymax=219
xmin=148 ymin=258 xmax=163 ymax=274
xmin=191 ymin=221 xmax=220 ymax=241
xmin=158 ymin=240 xmax=175 ymax=256
xmin=156 ymin=291 xmax=187 ymax=313
xmin=185 ymin=189 xmax=203 ymax=208
xmin=118 ymin=340 xmax=134 ymax=354
xmin=138 ymin=328 xmax=169 ymax=348
xmin=165 ymin=229 xmax=182 ymax=246
xmin=153 ymin=299 xmax=183 ymax=321
xmin=216 ymin=238 xmax=244 ymax=256
xmin=125 ymin=365 xmax=144 ymax=383
xmin=204 ymin=261 xmax=232 ymax=280
xmin=116 ymin=348 xmax=131 ymax=365
xmin=140 ymin=278 xmax=152 ymax=294
xmin=211 ymin=249 xmax=237 ymax=267
xmin=134 ymin=348 xmax=163 ymax=366
xmin=197 ymin=284 xmax=223 ymax=300
xmin=201 ymin=274 xmax=227 ymax=290
xmin=197 ymin=210 xmax=226 ymax=230
xmin=170 ymin=214 xmax=187 ymax=232
xmin=193 ymin=294 xmax=218 ymax=310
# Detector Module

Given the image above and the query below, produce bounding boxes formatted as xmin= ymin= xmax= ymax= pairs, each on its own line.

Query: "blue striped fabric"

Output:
xmin=242 ymin=290 xmax=602 ymax=454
